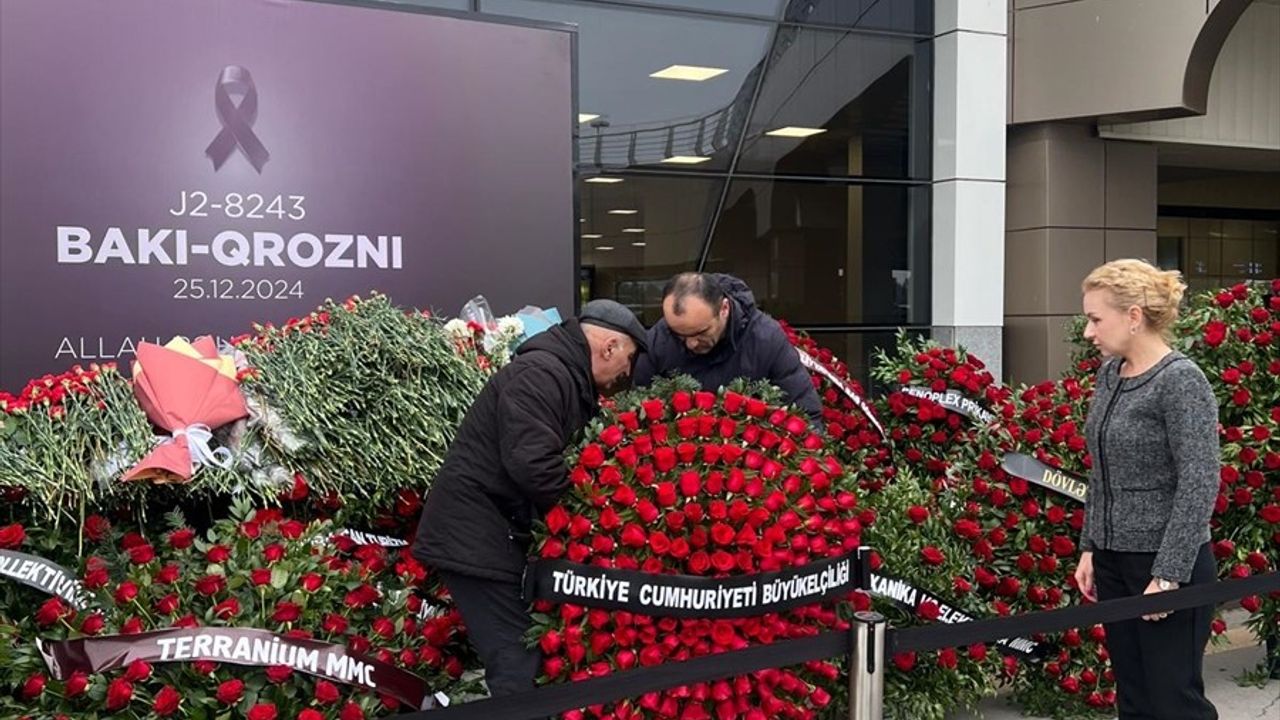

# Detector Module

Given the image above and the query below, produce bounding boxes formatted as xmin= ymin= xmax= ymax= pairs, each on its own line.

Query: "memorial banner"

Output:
xmin=0 ymin=0 xmax=576 ymax=388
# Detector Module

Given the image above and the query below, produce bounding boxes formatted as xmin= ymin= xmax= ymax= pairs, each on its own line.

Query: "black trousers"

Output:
xmin=438 ymin=570 xmax=541 ymax=697
xmin=1093 ymin=543 xmax=1217 ymax=720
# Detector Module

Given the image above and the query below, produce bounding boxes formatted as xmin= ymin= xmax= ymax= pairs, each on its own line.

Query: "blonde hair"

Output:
xmin=1082 ymin=259 xmax=1186 ymax=339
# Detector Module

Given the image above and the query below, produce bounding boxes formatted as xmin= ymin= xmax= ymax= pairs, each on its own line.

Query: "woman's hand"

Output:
xmin=1142 ymin=578 xmax=1178 ymax=621
xmin=1074 ymin=551 xmax=1097 ymax=602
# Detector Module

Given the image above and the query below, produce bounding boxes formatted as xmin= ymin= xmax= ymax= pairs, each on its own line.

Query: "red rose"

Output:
xmin=214 ymin=597 xmax=241 ymax=619
xmin=340 ymin=702 xmax=366 ymax=720
xmin=263 ymin=543 xmax=286 ymax=563
xmin=641 ymin=399 xmax=665 ymax=421
xmin=153 ymin=685 xmax=182 ymax=716
xmin=106 ymin=678 xmax=134 ymax=710
xmin=216 ymin=678 xmax=244 ymax=705
xmin=272 ymin=601 xmax=302 ymax=623
xmin=600 ymin=424 xmax=626 ymax=447
xmin=155 ymin=563 xmax=181 ymax=585
xmin=124 ymin=659 xmax=152 ymax=682
xmin=920 ymin=546 xmax=945 ymax=566
xmin=284 ymin=473 xmax=310 ymax=501
xmin=83 ymin=565 xmax=110 ymax=589
xmin=0 ymin=523 xmax=25 ymax=549
xmin=265 ymin=665 xmax=293 ymax=683
xmin=1241 ymin=595 xmax=1262 ymax=612
xmin=1203 ymin=320 xmax=1227 ymax=347
xmin=373 ymin=616 xmax=397 ymax=639
xmin=568 ymin=515 xmax=592 ymax=539
xmin=247 ymin=703 xmax=278 ymax=720
xmin=299 ymin=710 xmax=325 ymax=720
xmin=1051 ymin=536 xmax=1076 ymax=557
xmin=192 ymin=660 xmax=217 ymax=675
xmin=580 ymin=443 xmax=606 ymax=469
xmin=279 ymin=520 xmax=305 ymax=539
xmin=195 ymin=574 xmax=226 ymax=596
xmin=918 ymin=601 xmax=941 ymax=621
xmin=315 ymin=679 xmax=342 ymax=704
xmin=152 ymin=593 xmax=179 ymax=615
xmin=64 ymin=671 xmax=89 ymax=697
xmin=302 ymin=572 xmax=325 ymax=592
xmin=1261 ymin=505 xmax=1280 ymax=524
xmin=323 ymin=613 xmax=349 ymax=634
xmin=84 ymin=514 xmax=112 ymax=542
xmin=21 ymin=673 xmax=45 ymax=700
xmin=167 ymin=528 xmax=195 ymax=550
xmin=710 ymin=550 xmax=735 ymax=572
xmin=251 ymin=567 xmax=273 ymax=586
xmin=35 ymin=597 xmax=71 ymax=627
xmin=907 ymin=506 xmax=930 ymax=524
xmin=655 ymin=482 xmax=678 ymax=507
xmin=688 ymin=551 xmax=711 ymax=574
xmin=205 ymin=544 xmax=231 ymax=563
xmin=127 ymin=543 xmax=156 ymax=564
xmin=892 ymin=652 xmax=917 ymax=672
xmin=678 ymin=471 xmax=701 ymax=497
xmin=653 ymin=447 xmax=678 ymax=472
xmin=80 ymin=612 xmax=105 ymax=635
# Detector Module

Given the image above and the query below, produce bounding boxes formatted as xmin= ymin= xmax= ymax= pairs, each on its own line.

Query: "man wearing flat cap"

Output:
xmin=414 ymin=299 xmax=647 ymax=697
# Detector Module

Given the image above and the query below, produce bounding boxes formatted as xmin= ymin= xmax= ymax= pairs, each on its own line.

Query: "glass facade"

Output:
xmin=1157 ymin=212 xmax=1280 ymax=295
xmin=341 ymin=0 xmax=934 ymax=384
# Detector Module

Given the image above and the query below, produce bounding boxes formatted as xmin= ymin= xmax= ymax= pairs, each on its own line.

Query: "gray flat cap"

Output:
xmin=579 ymin=299 xmax=648 ymax=352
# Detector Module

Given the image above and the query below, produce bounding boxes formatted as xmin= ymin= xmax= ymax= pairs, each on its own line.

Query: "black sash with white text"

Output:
xmin=525 ymin=550 xmax=865 ymax=619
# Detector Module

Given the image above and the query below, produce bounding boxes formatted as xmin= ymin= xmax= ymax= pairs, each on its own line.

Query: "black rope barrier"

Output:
xmin=394 ymin=572 xmax=1279 ymax=720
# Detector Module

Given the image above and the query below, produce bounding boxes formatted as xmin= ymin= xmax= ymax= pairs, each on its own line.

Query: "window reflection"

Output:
xmin=704 ymin=180 xmax=928 ymax=326
xmin=1158 ymin=213 xmax=1280 ymax=294
xmin=738 ymin=29 xmax=929 ymax=179
xmin=579 ymin=175 xmax=725 ymax=323
xmin=785 ymin=0 xmax=932 ymax=34
xmin=484 ymin=0 xmax=774 ymax=171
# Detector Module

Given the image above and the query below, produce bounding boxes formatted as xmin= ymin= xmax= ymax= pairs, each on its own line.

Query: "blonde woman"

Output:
xmin=1072 ymin=259 xmax=1219 ymax=720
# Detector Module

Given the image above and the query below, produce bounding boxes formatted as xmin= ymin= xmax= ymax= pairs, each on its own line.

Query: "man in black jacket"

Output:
xmin=413 ymin=299 xmax=646 ymax=697
xmin=633 ymin=272 xmax=822 ymax=423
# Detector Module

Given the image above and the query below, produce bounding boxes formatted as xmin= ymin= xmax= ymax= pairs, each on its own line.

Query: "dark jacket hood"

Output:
xmin=709 ymin=273 xmax=759 ymax=350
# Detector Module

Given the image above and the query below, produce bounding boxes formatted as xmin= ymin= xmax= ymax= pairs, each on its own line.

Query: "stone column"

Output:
xmin=1003 ymin=122 xmax=1157 ymax=383
xmin=932 ymin=0 xmax=1009 ymax=375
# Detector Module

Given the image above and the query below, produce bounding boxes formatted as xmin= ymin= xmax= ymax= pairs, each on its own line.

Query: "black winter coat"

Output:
xmin=412 ymin=321 xmax=598 ymax=581
xmin=633 ymin=274 xmax=822 ymax=422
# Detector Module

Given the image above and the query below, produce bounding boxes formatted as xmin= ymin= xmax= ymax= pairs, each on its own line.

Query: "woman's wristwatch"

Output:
xmin=1154 ymin=577 xmax=1179 ymax=591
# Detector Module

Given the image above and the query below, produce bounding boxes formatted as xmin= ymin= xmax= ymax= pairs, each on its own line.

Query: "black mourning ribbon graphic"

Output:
xmin=206 ymin=65 xmax=269 ymax=172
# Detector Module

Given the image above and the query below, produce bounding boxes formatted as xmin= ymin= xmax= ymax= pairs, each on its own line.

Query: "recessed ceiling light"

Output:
xmin=608 ymin=209 xmax=639 ymax=215
xmin=766 ymin=126 xmax=827 ymax=138
xmin=650 ymin=65 xmax=729 ymax=82
xmin=595 ymin=245 xmax=615 ymax=251
xmin=631 ymin=241 xmax=647 ymax=247
xmin=621 ymin=228 xmax=645 ymax=234
xmin=578 ymin=113 xmax=600 ymax=123
xmin=581 ymin=233 xmax=603 ymax=239
xmin=661 ymin=155 xmax=710 ymax=165
xmin=585 ymin=177 xmax=624 ymax=184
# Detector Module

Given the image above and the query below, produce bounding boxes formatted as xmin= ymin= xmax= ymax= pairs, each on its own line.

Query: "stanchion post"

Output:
xmin=848 ymin=610 xmax=885 ymax=720
xmin=856 ymin=545 xmax=872 ymax=592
